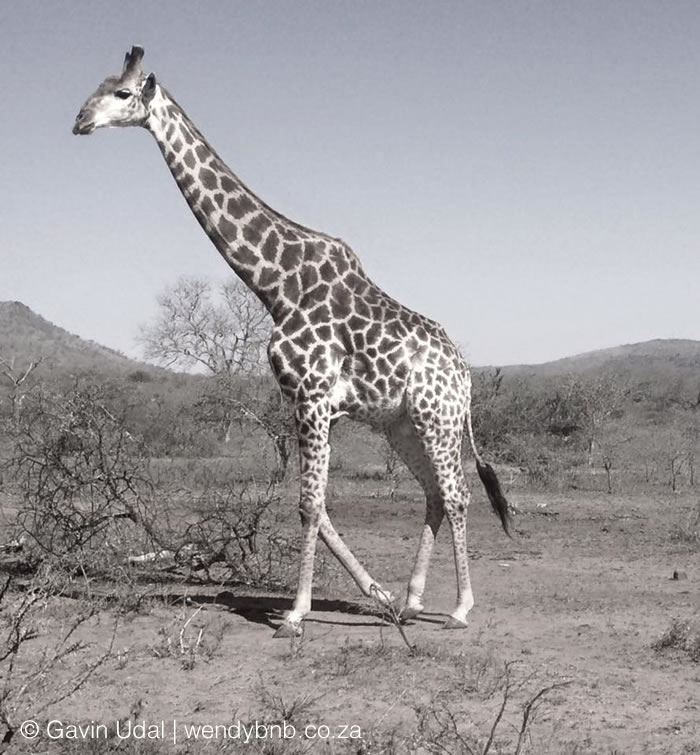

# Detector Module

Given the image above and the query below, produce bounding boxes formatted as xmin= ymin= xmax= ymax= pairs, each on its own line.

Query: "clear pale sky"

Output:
xmin=2 ymin=1 xmax=700 ymax=366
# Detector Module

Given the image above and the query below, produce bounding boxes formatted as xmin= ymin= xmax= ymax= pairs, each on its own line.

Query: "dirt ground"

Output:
xmin=3 ymin=480 xmax=699 ymax=754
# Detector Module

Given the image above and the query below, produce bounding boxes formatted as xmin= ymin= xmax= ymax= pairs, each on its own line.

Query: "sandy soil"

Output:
xmin=3 ymin=483 xmax=699 ymax=753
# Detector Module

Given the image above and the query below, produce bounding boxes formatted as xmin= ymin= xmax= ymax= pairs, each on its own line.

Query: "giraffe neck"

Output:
xmin=145 ymin=85 xmax=335 ymax=320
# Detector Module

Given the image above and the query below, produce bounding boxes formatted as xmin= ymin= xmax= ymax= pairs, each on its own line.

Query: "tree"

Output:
xmin=139 ymin=276 xmax=294 ymax=479
xmin=0 ymin=356 xmax=42 ymax=426
xmin=139 ymin=276 xmax=270 ymax=375
xmin=563 ymin=375 xmax=629 ymax=465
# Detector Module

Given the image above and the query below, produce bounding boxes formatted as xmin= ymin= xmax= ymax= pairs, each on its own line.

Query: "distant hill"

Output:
xmin=493 ymin=339 xmax=700 ymax=398
xmin=1 ymin=300 xmax=698 ymax=399
xmin=0 ymin=301 xmax=157 ymax=380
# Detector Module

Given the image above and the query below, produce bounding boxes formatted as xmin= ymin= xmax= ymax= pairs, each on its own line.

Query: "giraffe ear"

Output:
xmin=142 ymin=72 xmax=157 ymax=103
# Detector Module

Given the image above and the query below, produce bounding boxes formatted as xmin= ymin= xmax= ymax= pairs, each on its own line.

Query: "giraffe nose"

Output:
xmin=73 ymin=109 xmax=89 ymax=135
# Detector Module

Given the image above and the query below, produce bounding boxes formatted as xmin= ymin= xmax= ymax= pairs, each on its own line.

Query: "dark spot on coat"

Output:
xmin=330 ymin=285 xmax=352 ymax=319
xmin=319 ymin=260 xmax=336 ymax=282
xmin=261 ymin=231 xmax=279 ymax=263
xmin=200 ymin=168 xmax=218 ymax=190
xmin=280 ymin=226 xmax=299 ymax=242
xmin=355 ymin=298 xmax=371 ymax=319
xmin=293 ymin=328 xmax=315 ymax=350
xmin=309 ymin=304 xmax=331 ymax=325
xmin=345 ymin=272 xmax=366 ymax=292
xmin=278 ymin=371 xmax=296 ymax=389
xmin=258 ymin=267 xmax=281 ymax=288
xmin=316 ymin=324 xmax=332 ymax=340
xmin=237 ymin=245 xmax=259 ymax=267
xmin=289 ymin=354 xmax=305 ymax=374
xmin=302 ymin=284 xmax=330 ymax=308
xmin=310 ymin=344 xmax=326 ymax=363
xmin=283 ymin=274 xmax=301 ymax=303
xmin=366 ymin=323 xmax=382 ymax=344
xmin=183 ymin=150 xmax=196 ymax=169
xmin=300 ymin=265 xmax=319 ymax=289
xmin=280 ymin=340 xmax=296 ymax=361
xmin=269 ymin=352 xmax=284 ymax=375
xmin=218 ymin=217 xmax=237 ymax=243
xmin=200 ymin=195 xmax=215 ymax=217
xmin=280 ymin=244 xmax=303 ymax=270
xmin=347 ymin=315 xmax=369 ymax=331
xmin=220 ymin=176 xmax=237 ymax=192
xmin=228 ymin=194 xmax=257 ymax=219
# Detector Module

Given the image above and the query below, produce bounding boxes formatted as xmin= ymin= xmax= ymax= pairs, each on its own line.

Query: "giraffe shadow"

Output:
xmin=187 ymin=592 xmax=447 ymax=631
xmin=202 ymin=592 xmax=393 ymax=631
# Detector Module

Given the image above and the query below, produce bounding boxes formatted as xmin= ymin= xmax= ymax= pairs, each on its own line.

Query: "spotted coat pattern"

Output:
xmin=73 ymin=47 xmax=510 ymax=636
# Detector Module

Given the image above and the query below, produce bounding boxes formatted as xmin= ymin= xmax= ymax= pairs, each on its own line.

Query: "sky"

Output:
xmin=2 ymin=1 xmax=700 ymax=367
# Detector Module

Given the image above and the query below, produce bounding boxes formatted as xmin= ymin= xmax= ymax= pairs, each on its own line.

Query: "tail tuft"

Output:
xmin=476 ymin=460 xmax=511 ymax=537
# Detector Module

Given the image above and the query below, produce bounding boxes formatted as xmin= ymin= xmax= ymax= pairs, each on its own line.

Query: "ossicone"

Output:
xmin=122 ymin=45 xmax=145 ymax=79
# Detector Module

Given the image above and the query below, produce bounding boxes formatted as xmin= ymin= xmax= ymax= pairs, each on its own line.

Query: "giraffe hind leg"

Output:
xmin=386 ymin=416 xmax=445 ymax=623
xmin=424 ymin=440 xmax=474 ymax=628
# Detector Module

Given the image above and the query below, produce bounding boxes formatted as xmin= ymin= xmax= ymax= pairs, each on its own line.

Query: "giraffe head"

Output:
xmin=73 ymin=46 xmax=157 ymax=135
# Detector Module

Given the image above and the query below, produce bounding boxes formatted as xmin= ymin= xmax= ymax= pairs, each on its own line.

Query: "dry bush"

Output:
xmin=0 ymin=570 xmax=115 ymax=749
xmin=653 ymin=617 xmax=700 ymax=663
xmin=8 ymin=386 xmax=158 ymax=570
xmin=5 ymin=385 xmax=301 ymax=592
xmin=673 ymin=504 xmax=700 ymax=546
xmin=149 ymin=470 xmax=300 ymax=590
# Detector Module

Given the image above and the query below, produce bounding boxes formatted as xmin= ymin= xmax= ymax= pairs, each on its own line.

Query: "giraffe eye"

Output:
xmin=114 ymin=89 xmax=132 ymax=100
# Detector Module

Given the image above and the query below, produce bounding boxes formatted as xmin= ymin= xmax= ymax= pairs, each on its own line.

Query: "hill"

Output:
xmin=2 ymin=300 xmax=698 ymax=399
xmin=491 ymin=339 xmax=700 ymax=398
xmin=0 ymin=301 xmax=157 ymax=380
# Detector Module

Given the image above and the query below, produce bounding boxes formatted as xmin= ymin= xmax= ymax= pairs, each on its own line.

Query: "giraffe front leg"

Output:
xmin=274 ymin=400 xmax=331 ymax=638
xmin=318 ymin=513 xmax=395 ymax=607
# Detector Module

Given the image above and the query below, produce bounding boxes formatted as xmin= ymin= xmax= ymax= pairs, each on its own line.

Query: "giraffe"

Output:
xmin=73 ymin=46 xmax=511 ymax=638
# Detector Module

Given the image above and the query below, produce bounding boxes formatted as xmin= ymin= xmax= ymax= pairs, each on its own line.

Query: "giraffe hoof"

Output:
xmin=273 ymin=621 xmax=303 ymax=639
xmin=399 ymin=605 xmax=424 ymax=623
xmin=442 ymin=616 xmax=468 ymax=630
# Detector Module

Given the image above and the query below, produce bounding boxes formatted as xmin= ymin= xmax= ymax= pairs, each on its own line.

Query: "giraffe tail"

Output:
xmin=475 ymin=459 xmax=511 ymax=536
xmin=465 ymin=378 xmax=511 ymax=537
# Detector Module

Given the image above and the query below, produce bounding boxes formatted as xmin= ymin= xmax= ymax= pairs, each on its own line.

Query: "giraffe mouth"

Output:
xmin=72 ymin=119 xmax=96 ymax=136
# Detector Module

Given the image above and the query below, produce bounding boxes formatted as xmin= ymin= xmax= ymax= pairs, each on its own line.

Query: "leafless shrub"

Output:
xmin=671 ymin=503 xmax=700 ymax=546
xmin=0 ymin=570 xmax=115 ymax=749
xmin=256 ymin=674 xmax=320 ymax=726
xmin=653 ymin=617 xmax=700 ymax=663
xmin=413 ymin=661 xmax=571 ymax=755
xmin=150 ymin=605 xmax=228 ymax=670
xmin=158 ymin=477 xmax=299 ymax=589
xmin=7 ymin=385 xmax=300 ymax=592
xmin=8 ymin=386 xmax=158 ymax=570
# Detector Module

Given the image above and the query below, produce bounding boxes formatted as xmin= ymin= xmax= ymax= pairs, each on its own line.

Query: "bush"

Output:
xmin=653 ymin=617 xmax=700 ymax=663
xmin=8 ymin=386 xmax=157 ymax=569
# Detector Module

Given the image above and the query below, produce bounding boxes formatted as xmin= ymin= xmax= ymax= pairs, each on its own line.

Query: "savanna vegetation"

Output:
xmin=0 ymin=289 xmax=698 ymax=753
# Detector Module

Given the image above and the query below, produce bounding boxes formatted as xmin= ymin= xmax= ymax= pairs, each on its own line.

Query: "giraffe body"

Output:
xmin=73 ymin=47 xmax=510 ymax=636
